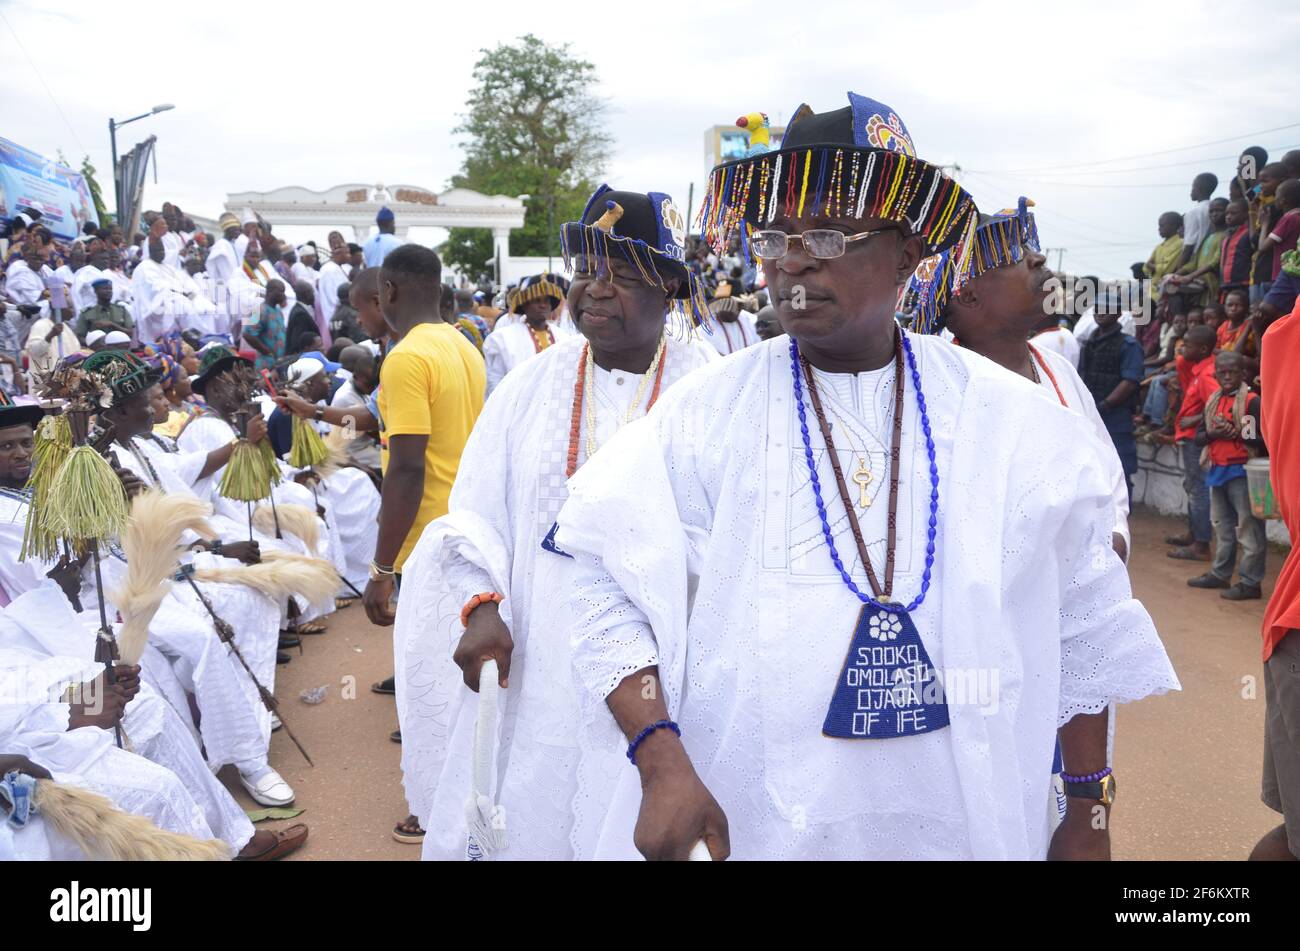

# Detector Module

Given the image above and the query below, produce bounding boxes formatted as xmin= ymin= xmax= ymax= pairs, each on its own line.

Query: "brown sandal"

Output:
xmin=292 ymin=621 xmax=328 ymax=635
xmin=392 ymin=816 xmax=425 ymax=844
xmin=236 ymin=823 xmax=309 ymax=861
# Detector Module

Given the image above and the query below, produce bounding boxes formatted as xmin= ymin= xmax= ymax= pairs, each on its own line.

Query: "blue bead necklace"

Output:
xmin=790 ymin=327 xmax=939 ymax=613
xmin=792 ymin=328 xmax=948 ymax=739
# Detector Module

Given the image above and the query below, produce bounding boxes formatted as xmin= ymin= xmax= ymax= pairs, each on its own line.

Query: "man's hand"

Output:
xmin=112 ymin=460 xmax=146 ymax=498
xmin=294 ymin=470 xmax=320 ymax=488
xmin=220 ymin=540 xmax=260 ymax=565
xmin=452 ymin=601 xmax=512 ymax=691
xmin=246 ymin=414 xmax=268 ymax=445
xmin=363 ymin=575 xmax=396 ymax=626
xmin=44 ymin=323 xmax=61 ymax=343
xmin=45 ymin=556 xmax=83 ymax=602
xmin=632 ymin=734 xmax=730 ymax=861
xmin=66 ymin=666 xmax=141 ymax=731
xmin=274 ymin=393 xmax=316 ymax=419
xmin=0 ymin=753 xmax=51 ymax=781
xmin=1111 ymin=533 xmax=1127 ymax=564
xmin=1047 ymin=804 xmax=1111 ymax=860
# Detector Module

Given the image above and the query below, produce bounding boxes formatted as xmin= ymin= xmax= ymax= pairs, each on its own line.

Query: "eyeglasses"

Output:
xmin=751 ymin=227 xmax=901 ymax=261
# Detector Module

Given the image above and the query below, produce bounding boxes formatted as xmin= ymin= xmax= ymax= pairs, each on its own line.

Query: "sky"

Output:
xmin=2 ymin=0 xmax=1298 ymax=278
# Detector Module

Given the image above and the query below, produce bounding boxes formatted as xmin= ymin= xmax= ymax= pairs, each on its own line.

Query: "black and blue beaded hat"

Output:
xmin=698 ymin=92 xmax=979 ymax=263
xmin=508 ymin=273 xmax=570 ymax=314
xmin=903 ymin=196 xmax=1041 ymax=335
xmin=0 ymin=389 xmax=45 ymax=430
xmin=559 ymin=185 xmax=709 ymax=328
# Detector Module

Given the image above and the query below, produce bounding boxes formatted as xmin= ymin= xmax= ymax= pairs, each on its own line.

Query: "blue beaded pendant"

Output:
xmin=822 ymin=604 xmax=950 ymax=739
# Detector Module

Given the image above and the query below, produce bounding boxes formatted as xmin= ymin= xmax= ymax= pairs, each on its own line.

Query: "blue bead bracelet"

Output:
xmin=627 ymin=719 xmax=681 ymax=765
xmin=1060 ymin=766 xmax=1112 ymax=784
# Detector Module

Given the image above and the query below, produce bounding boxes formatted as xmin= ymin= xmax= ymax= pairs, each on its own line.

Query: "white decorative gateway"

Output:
xmin=224 ymin=182 xmax=529 ymax=280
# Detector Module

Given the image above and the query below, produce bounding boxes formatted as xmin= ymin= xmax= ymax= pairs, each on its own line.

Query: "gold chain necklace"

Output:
xmin=584 ymin=336 xmax=667 ymax=462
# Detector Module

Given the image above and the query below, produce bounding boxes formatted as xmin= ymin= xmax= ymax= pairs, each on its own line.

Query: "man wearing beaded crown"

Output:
xmin=482 ymin=273 xmax=578 ymax=396
xmin=552 ymin=93 xmax=1178 ymax=860
xmin=393 ymin=187 xmax=716 ymax=858
xmin=904 ymin=197 xmax=1131 ymax=561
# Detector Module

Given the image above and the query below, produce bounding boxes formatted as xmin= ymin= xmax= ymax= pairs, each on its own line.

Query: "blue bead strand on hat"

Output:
xmin=697 ymin=92 xmax=979 ymax=265
xmin=902 ymin=196 xmax=1040 ymax=336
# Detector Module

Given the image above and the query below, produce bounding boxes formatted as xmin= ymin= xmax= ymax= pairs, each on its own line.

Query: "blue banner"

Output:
xmin=0 ymin=137 xmax=99 ymax=241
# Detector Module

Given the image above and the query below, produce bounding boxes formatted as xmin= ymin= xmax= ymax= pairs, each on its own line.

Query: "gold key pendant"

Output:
xmin=852 ymin=463 xmax=872 ymax=509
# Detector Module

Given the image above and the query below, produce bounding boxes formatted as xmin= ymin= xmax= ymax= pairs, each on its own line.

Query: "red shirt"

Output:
xmin=1269 ymin=209 xmax=1300 ymax=281
xmin=1174 ymin=354 xmax=1216 ymax=442
xmin=1261 ymin=298 xmax=1300 ymax=660
xmin=1205 ymin=385 xmax=1259 ymax=467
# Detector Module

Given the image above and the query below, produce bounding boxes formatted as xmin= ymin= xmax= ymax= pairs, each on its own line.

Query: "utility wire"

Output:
xmin=973 ymin=122 xmax=1300 ymax=175
xmin=0 ymin=8 xmax=87 ymax=156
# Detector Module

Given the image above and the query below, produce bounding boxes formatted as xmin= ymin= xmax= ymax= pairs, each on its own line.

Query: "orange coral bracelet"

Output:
xmin=460 ymin=592 xmax=504 ymax=627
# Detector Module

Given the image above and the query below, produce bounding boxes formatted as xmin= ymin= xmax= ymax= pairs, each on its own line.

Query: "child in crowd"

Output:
xmin=1137 ymin=310 xmax=1188 ymax=437
xmin=1256 ymin=179 xmax=1300 ymax=330
xmin=1167 ymin=326 xmax=1219 ymax=561
xmin=1187 ymin=352 xmax=1266 ymax=600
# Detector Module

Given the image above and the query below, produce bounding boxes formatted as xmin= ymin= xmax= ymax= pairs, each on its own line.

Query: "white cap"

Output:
xmin=287 ymin=356 xmax=325 ymax=385
xmin=240 ymin=208 xmax=257 ymax=225
xmin=86 ymin=330 xmax=106 ymax=346
xmin=296 ymin=244 xmax=314 ymax=259
xmin=104 ymin=330 xmax=131 ymax=345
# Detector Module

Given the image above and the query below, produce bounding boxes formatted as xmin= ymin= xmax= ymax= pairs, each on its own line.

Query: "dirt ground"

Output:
xmin=228 ymin=507 xmax=1284 ymax=860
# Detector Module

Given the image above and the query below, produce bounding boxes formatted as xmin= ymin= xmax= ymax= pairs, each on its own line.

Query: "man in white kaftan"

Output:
xmin=396 ymin=188 xmax=717 ymax=859
xmin=0 ymin=582 xmax=255 ymax=856
xmin=398 ymin=331 xmax=715 ymax=859
xmin=552 ymin=94 xmax=1179 ymax=861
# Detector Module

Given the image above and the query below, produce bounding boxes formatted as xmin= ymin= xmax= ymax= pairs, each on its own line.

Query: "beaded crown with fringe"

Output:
xmin=507 ymin=273 xmax=570 ymax=315
xmin=902 ymin=196 xmax=1040 ymax=336
xmin=559 ymin=185 xmax=710 ymax=330
xmin=698 ymin=92 xmax=978 ymax=267
xmin=81 ymin=349 xmax=160 ymax=403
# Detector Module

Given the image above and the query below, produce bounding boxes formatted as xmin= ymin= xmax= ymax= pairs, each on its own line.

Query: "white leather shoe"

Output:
xmin=270 ymin=713 xmax=282 ymax=732
xmin=240 ymin=768 xmax=295 ymax=807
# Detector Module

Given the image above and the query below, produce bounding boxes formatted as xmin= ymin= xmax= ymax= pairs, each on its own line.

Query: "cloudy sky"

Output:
xmin=3 ymin=0 xmax=1297 ymax=277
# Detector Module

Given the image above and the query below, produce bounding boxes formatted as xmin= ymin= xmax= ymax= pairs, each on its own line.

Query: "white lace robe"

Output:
xmin=394 ymin=331 xmax=717 ymax=859
xmin=178 ymin=414 xmax=340 ymax=616
xmin=0 ymin=583 xmax=254 ymax=857
xmin=554 ymin=333 xmax=1180 ymax=860
xmin=482 ymin=317 xmax=578 ymax=396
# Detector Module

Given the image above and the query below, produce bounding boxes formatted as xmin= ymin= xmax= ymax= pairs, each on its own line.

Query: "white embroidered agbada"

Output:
xmin=130 ymin=258 xmax=200 ymax=342
xmin=70 ymin=264 xmax=104 ymax=313
xmin=177 ymin=413 xmax=340 ymax=616
xmin=0 ymin=583 xmax=254 ymax=855
xmin=1030 ymin=344 xmax=1130 ymax=551
xmin=1031 ymin=325 xmax=1080 ymax=368
xmin=482 ymin=318 xmax=578 ymax=396
xmin=553 ymin=333 xmax=1179 ymax=861
xmin=226 ymin=261 xmax=298 ymax=331
xmin=704 ymin=311 xmax=760 ymax=357
xmin=395 ymin=331 xmax=717 ymax=860
xmin=316 ymin=261 xmax=350 ymax=330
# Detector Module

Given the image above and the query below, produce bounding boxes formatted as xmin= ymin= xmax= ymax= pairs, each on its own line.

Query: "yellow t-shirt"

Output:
xmin=377 ymin=321 xmax=485 ymax=568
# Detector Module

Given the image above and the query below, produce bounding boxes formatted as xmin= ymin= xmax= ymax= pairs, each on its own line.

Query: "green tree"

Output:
xmin=441 ymin=34 xmax=612 ymax=283
xmin=80 ymin=155 xmax=109 ymax=224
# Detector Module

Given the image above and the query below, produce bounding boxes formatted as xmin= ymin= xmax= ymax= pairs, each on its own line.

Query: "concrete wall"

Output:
xmin=1134 ymin=442 xmax=1291 ymax=546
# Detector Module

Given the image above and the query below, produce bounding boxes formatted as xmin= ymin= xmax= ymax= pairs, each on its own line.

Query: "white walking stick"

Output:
xmin=465 ymin=659 xmax=507 ymax=860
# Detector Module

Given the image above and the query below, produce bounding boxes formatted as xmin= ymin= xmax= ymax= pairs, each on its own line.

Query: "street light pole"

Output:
xmin=107 ymin=103 xmax=174 ymax=225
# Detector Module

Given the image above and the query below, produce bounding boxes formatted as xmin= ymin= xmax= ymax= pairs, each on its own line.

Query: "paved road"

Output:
xmin=233 ymin=508 xmax=1283 ymax=860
